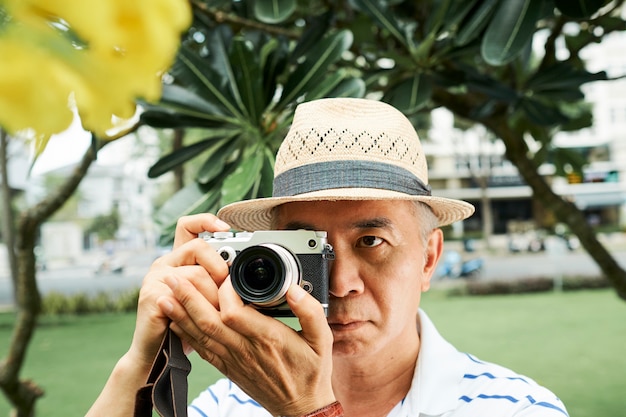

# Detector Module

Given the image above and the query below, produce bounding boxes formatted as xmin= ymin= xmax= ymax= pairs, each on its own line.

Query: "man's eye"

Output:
xmin=358 ymin=236 xmax=384 ymax=247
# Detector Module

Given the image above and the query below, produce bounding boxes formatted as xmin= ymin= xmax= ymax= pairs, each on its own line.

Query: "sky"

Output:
xmin=29 ymin=110 xmax=142 ymax=176
xmin=30 ymin=128 xmax=92 ymax=176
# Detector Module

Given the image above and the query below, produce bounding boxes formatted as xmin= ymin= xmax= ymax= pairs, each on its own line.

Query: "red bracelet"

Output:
xmin=300 ymin=401 xmax=344 ymax=417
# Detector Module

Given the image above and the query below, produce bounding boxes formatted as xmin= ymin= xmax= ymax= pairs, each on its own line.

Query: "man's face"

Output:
xmin=274 ymin=200 xmax=443 ymax=359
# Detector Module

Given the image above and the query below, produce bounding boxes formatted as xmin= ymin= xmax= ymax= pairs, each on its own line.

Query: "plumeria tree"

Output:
xmin=0 ymin=1 xmax=191 ymax=415
xmin=141 ymin=0 xmax=626 ymax=300
xmin=1 ymin=0 xmax=625 ymax=413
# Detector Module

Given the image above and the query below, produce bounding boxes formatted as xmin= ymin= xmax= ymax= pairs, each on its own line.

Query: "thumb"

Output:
xmin=286 ymin=284 xmax=333 ymax=353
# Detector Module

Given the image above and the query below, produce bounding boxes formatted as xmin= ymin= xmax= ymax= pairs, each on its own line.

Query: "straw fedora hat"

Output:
xmin=217 ymin=98 xmax=474 ymax=231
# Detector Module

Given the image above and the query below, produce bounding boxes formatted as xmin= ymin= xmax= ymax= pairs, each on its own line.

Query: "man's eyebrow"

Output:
xmin=281 ymin=217 xmax=394 ymax=231
xmin=352 ymin=217 xmax=393 ymax=229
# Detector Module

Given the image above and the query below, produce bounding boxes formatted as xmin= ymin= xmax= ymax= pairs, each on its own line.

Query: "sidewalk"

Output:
xmin=0 ymin=245 xmax=159 ymax=282
xmin=443 ymin=231 xmax=626 ymax=257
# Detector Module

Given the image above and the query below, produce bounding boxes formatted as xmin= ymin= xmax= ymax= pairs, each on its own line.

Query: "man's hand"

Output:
xmin=128 ymin=214 xmax=231 ymax=368
xmin=86 ymin=214 xmax=231 ymax=417
xmin=161 ymin=273 xmax=336 ymax=416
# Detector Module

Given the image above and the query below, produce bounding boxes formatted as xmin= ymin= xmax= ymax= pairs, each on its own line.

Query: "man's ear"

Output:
xmin=421 ymin=228 xmax=444 ymax=292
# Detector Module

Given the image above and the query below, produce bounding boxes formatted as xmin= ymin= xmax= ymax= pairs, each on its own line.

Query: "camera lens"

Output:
xmin=231 ymin=243 xmax=301 ymax=307
xmin=242 ymin=258 xmax=275 ymax=291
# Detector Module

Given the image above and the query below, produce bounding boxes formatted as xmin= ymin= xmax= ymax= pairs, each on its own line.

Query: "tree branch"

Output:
xmin=190 ymin=0 xmax=301 ymax=38
xmin=538 ymin=15 xmax=566 ymax=71
xmin=0 ymin=134 xmax=104 ymax=415
xmin=0 ymin=129 xmax=18 ymax=293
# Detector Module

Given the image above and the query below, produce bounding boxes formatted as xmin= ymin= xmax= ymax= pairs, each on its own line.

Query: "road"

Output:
xmin=476 ymin=249 xmax=626 ymax=281
xmin=0 ymin=250 xmax=155 ymax=309
xmin=1 ymin=247 xmax=625 ymax=309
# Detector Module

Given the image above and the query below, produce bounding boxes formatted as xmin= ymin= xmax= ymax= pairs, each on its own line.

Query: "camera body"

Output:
xmin=203 ymin=230 xmax=334 ymax=317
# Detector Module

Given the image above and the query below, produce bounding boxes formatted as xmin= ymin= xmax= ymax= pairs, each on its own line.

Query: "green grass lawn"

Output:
xmin=0 ymin=289 xmax=624 ymax=416
xmin=421 ymin=289 xmax=626 ymax=417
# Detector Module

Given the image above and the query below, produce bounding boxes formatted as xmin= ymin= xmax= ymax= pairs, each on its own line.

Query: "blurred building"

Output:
xmin=23 ymin=129 xmax=166 ymax=266
xmin=424 ymin=30 xmax=626 ymax=238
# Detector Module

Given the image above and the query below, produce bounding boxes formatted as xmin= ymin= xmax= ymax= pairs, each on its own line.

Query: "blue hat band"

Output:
xmin=272 ymin=160 xmax=431 ymax=197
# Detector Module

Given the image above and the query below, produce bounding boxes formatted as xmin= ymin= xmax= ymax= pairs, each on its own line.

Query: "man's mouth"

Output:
xmin=328 ymin=320 xmax=366 ymax=331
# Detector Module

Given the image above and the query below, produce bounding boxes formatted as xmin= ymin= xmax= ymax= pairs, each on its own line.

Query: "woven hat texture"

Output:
xmin=217 ymin=98 xmax=474 ymax=231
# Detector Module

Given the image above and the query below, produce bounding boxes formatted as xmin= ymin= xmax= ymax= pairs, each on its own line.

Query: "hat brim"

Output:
xmin=217 ymin=188 xmax=475 ymax=231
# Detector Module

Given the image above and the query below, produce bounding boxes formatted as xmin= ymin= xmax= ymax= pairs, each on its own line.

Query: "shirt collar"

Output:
xmin=402 ymin=309 xmax=465 ymax=416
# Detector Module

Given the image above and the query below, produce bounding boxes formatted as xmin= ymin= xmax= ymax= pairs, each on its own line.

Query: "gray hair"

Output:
xmin=411 ymin=201 xmax=439 ymax=246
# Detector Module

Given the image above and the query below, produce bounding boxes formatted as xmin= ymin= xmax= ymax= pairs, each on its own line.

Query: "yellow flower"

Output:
xmin=0 ymin=0 xmax=191 ymax=147
xmin=0 ymin=26 xmax=76 ymax=137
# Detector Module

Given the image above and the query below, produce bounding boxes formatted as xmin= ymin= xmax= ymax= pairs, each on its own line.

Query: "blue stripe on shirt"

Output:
xmin=459 ymin=394 xmax=569 ymax=416
xmin=207 ymin=385 xmax=262 ymax=407
xmin=463 ymin=372 xmax=530 ymax=384
xmin=460 ymin=394 xmax=520 ymax=403
xmin=527 ymin=395 xmax=570 ymax=416
xmin=464 ymin=353 xmax=485 ymax=364
xmin=190 ymin=404 xmax=209 ymax=417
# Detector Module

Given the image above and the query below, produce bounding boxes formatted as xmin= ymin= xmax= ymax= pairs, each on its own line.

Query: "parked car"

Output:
xmin=508 ymin=230 xmax=545 ymax=253
xmin=435 ymin=250 xmax=483 ymax=279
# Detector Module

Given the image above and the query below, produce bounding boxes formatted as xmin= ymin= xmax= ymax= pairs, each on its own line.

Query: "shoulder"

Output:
xmin=414 ymin=310 xmax=568 ymax=416
xmin=188 ymin=378 xmax=271 ymax=417
xmin=453 ymin=353 xmax=569 ymax=416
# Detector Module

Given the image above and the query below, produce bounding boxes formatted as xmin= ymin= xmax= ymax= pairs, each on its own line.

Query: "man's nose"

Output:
xmin=328 ymin=252 xmax=364 ymax=298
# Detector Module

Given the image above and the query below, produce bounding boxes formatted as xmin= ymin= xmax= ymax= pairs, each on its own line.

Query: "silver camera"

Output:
xmin=203 ymin=230 xmax=334 ymax=317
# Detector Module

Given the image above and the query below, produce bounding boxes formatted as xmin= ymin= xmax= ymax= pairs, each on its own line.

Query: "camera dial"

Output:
xmin=217 ymin=246 xmax=237 ymax=263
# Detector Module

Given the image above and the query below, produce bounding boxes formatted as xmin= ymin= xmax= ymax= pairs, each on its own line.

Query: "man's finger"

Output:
xmin=217 ymin=278 xmax=284 ymax=334
xmin=173 ymin=213 xmax=230 ymax=249
xmin=287 ymin=284 xmax=333 ymax=354
xmin=160 ymin=278 xmax=234 ymax=359
xmin=154 ymin=239 xmax=230 ymax=286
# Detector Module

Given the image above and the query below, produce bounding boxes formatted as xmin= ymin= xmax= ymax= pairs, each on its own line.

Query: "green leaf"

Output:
xmin=443 ymin=0 xmax=481 ymax=35
xmin=454 ymin=0 xmax=500 ymax=47
xmin=328 ymin=77 xmax=367 ymax=98
xmin=139 ymin=109 xmax=226 ymax=129
xmin=202 ymin=25 xmax=234 ymax=83
xmin=197 ymin=136 xmax=243 ymax=184
xmin=253 ymin=0 xmax=297 ymax=24
xmin=290 ymin=11 xmax=332 ymax=62
xmin=203 ymin=28 xmax=250 ymax=119
xmin=175 ymin=44 xmax=244 ymax=119
xmin=595 ymin=15 xmax=626 ymax=32
xmin=159 ymin=84 xmax=227 ymax=117
xmin=148 ymin=137 xmax=227 ymax=179
xmin=154 ymin=182 xmax=221 ymax=242
xmin=532 ymin=89 xmax=584 ymax=102
xmin=260 ymin=37 xmax=289 ymax=107
xmin=348 ymin=0 xmax=411 ymax=49
xmin=258 ymin=146 xmax=276 ymax=198
xmin=279 ymin=30 xmax=353 ymax=106
xmin=383 ymin=74 xmax=433 ymax=114
xmin=551 ymin=146 xmax=588 ymax=176
xmin=525 ymin=63 xmax=607 ymax=104
xmin=460 ymin=64 xmax=520 ymax=101
xmin=138 ymin=84 xmax=235 ymax=129
xmin=470 ymin=100 xmax=498 ymax=120
xmin=554 ymin=0 xmax=607 ymax=18
xmin=301 ymin=70 xmax=349 ymax=101
xmin=221 ymin=146 xmax=264 ymax=205
xmin=561 ymin=110 xmax=593 ymax=132
xmin=481 ymin=0 xmax=542 ymax=66
xmin=526 ymin=63 xmax=607 ymax=92
xmin=230 ymin=37 xmax=265 ymax=124
xmin=518 ymin=98 xmax=569 ymax=126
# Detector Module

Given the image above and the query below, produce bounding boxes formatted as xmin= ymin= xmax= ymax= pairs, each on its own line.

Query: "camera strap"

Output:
xmin=134 ymin=329 xmax=192 ymax=417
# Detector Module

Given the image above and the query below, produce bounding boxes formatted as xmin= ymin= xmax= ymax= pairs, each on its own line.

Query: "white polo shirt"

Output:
xmin=188 ymin=310 xmax=569 ymax=417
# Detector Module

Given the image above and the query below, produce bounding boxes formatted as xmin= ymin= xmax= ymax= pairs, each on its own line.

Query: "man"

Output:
xmin=87 ymin=98 xmax=568 ymax=417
